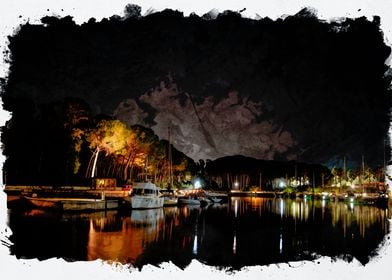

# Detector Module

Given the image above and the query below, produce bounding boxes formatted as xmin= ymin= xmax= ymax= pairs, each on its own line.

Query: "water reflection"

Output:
xmin=7 ymin=198 xmax=391 ymax=269
xmin=87 ymin=209 xmax=164 ymax=264
xmin=228 ymin=197 xmax=390 ymax=240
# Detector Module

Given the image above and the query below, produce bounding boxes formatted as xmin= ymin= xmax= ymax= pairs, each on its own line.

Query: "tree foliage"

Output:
xmin=72 ymin=119 xmax=194 ymax=186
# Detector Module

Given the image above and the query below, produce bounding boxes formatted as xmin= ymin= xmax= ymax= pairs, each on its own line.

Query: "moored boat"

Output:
xmin=178 ymin=196 xmax=201 ymax=205
xmin=161 ymin=190 xmax=178 ymax=206
xmin=130 ymin=181 xmax=164 ymax=209
xmin=205 ymin=191 xmax=228 ymax=203
xmin=24 ymin=196 xmax=119 ymax=211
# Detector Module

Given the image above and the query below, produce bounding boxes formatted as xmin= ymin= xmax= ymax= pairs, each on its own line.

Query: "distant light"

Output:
xmin=193 ymin=235 xmax=198 ymax=255
xmin=194 ymin=180 xmax=201 ymax=189
xmin=233 ymin=234 xmax=237 ymax=255
xmin=280 ymin=199 xmax=284 ymax=218
xmin=234 ymin=182 xmax=239 ymax=187
xmin=279 ymin=233 xmax=283 ymax=254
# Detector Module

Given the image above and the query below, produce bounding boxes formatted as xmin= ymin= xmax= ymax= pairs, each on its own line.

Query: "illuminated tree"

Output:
xmin=72 ymin=119 xmax=195 ymax=185
xmin=85 ymin=119 xmax=131 ymax=178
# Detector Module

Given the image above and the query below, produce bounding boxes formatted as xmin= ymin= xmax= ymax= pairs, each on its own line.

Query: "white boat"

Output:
xmin=205 ymin=191 xmax=228 ymax=203
xmin=161 ymin=190 xmax=178 ymax=206
xmin=178 ymin=196 xmax=201 ymax=205
xmin=130 ymin=181 xmax=164 ymax=209
xmin=208 ymin=196 xmax=224 ymax=203
xmin=163 ymin=195 xmax=178 ymax=206
xmin=24 ymin=196 xmax=118 ymax=211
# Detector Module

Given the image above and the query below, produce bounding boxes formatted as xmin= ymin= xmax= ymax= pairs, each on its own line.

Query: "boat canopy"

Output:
xmin=133 ymin=182 xmax=161 ymax=190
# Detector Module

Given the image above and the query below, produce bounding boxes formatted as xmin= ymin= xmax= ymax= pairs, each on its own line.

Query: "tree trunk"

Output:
xmin=123 ymin=150 xmax=136 ymax=181
xmin=91 ymin=147 xmax=100 ymax=178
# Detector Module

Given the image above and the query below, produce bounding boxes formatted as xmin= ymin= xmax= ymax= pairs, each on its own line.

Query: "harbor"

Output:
xmin=6 ymin=195 xmax=391 ymax=269
xmin=4 ymin=180 xmax=391 ymax=211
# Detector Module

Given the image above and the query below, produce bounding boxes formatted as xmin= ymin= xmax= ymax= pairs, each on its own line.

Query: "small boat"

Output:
xmin=205 ymin=191 xmax=228 ymax=203
xmin=24 ymin=196 xmax=118 ymax=211
xmin=178 ymin=196 xmax=201 ymax=205
xmin=130 ymin=181 xmax=164 ymax=209
xmin=208 ymin=196 xmax=224 ymax=203
xmin=161 ymin=190 xmax=178 ymax=206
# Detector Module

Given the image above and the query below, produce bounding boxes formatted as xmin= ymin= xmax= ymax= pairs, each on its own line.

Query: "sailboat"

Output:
xmin=357 ymin=153 xmax=389 ymax=205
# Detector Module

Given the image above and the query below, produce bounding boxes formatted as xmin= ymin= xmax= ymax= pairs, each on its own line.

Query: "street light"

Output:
xmin=194 ymin=179 xmax=202 ymax=189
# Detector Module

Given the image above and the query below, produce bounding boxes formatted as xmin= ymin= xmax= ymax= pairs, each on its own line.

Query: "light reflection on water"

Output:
xmin=7 ymin=198 xmax=391 ymax=269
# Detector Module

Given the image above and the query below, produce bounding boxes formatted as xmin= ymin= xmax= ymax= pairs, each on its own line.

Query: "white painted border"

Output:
xmin=1 ymin=1 xmax=391 ymax=279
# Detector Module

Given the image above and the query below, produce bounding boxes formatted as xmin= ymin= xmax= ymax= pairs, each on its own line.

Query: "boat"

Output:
xmin=176 ymin=189 xmax=203 ymax=205
xmin=24 ymin=196 xmax=119 ymax=211
xmin=161 ymin=126 xmax=178 ymax=207
xmin=130 ymin=181 xmax=164 ymax=209
xmin=356 ymin=190 xmax=389 ymax=206
xmin=161 ymin=190 xmax=178 ymax=206
xmin=205 ymin=191 xmax=228 ymax=203
xmin=177 ymin=188 xmax=214 ymax=205
xmin=178 ymin=196 xmax=201 ymax=205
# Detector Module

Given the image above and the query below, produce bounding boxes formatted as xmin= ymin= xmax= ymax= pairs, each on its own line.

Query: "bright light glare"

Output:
xmin=193 ymin=235 xmax=198 ymax=254
xmin=194 ymin=180 xmax=201 ymax=189
xmin=233 ymin=234 xmax=237 ymax=255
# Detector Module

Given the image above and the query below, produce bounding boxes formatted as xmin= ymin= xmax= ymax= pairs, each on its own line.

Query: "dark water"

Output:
xmin=7 ymin=197 xmax=391 ymax=269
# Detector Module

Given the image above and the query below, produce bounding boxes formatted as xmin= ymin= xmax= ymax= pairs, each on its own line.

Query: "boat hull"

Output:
xmin=131 ymin=196 xmax=164 ymax=209
xmin=163 ymin=197 xmax=178 ymax=206
xmin=178 ymin=198 xmax=201 ymax=205
xmin=25 ymin=197 xmax=119 ymax=211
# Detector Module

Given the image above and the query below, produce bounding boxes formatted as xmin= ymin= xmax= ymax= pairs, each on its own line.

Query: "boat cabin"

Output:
xmin=132 ymin=182 xmax=162 ymax=196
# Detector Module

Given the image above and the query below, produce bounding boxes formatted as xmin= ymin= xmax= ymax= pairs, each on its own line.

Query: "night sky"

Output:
xmin=2 ymin=5 xmax=391 ymax=168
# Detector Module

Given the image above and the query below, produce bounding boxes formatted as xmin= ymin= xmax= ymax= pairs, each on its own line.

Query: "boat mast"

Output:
xmin=343 ymin=156 xmax=346 ymax=184
xmin=145 ymin=155 xmax=148 ymax=182
xmin=362 ymin=155 xmax=365 ymax=194
xmin=383 ymin=138 xmax=386 ymax=182
xmin=168 ymin=126 xmax=173 ymax=189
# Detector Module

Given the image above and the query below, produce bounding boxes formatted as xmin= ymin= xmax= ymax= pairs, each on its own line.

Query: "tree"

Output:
xmin=85 ymin=119 xmax=131 ymax=178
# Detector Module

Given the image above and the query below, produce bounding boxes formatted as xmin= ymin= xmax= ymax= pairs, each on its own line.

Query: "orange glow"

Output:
xmin=87 ymin=210 xmax=164 ymax=264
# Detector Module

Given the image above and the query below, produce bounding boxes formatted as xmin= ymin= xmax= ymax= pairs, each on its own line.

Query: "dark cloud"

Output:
xmin=2 ymin=7 xmax=391 ymax=167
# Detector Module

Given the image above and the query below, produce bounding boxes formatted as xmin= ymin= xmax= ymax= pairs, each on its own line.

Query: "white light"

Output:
xmin=234 ymin=199 xmax=238 ymax=217
xmin=233 ymin=234 xmax=237 ymax=255
xmin=234 ymin=182 xmax=239 ymax=187
xmin=279 ymin=233 xmax=283 ymax=254
xmin=194 ymin=180 xmax=201 ymax=189
xmin=193 ymin=235 xmax=198 ymax=255
xmin=280 ymin=199 xmax=284 ymax=219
